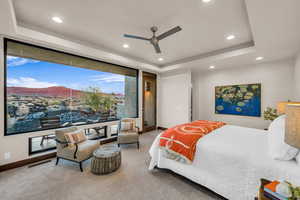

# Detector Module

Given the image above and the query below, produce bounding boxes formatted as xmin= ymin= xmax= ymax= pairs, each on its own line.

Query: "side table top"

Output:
xmin=93 ymin=144 xmax=121 ymax=158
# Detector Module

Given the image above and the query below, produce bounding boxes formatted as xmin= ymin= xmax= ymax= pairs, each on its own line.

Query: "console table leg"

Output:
xmin=55 ymin=157 xmax=60 ymax=165
xmin=79 ymin=162 xmax=83 ymax=172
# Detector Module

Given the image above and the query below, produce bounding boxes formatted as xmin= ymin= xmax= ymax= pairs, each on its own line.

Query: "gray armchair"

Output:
xmin=117 ymin=118 xmax=140 ymax=149
xmin=55 ymin=126 xmax=99 ymax=171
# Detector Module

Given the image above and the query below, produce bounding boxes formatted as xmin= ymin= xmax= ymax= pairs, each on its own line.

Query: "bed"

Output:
xmin=149 ymin=125 xmax=300 ymax=200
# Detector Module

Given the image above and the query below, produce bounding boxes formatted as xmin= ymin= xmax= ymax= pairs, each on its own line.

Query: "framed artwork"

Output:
xmin=215 ymin=83 xmax=261 ymax=117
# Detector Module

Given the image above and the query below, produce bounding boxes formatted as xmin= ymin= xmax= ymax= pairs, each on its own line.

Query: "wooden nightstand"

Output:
xmin=255 ymin=179 xmax=272 ymax=200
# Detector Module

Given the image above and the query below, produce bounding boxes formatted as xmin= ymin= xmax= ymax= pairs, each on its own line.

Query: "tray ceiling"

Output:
xmin=12 ymin=0 xmax=253 ymax=67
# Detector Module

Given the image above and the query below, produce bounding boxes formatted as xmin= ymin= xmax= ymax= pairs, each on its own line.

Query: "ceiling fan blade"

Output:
xmin=153 ymin=43 xmax=161 ymax=54
xmin=123 ymin=34 xmax=149 ymax=41
xmin=157 ymin=26 xmax=182 ymax=40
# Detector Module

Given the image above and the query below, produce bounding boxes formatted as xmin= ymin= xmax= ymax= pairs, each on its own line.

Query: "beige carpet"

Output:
xmin=0 ymin=130 xmax=225 ymax=200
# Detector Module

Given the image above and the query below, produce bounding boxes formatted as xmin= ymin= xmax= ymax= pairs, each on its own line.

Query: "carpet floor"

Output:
xmin=0 ymin=130 xmax=225 ymax=200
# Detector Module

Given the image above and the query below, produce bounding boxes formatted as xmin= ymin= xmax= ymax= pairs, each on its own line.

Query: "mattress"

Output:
xmin=149 ymin=125 xmax=300 ymax=200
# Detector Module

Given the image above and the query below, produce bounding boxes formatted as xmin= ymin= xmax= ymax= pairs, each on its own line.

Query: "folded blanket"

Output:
xmin=159 ymin=120 xmax=226 ymax=164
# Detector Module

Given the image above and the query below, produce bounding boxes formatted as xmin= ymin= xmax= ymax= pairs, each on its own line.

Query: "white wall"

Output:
xmin=192 ymin=59 xmax=295 ymax=129
xmin=157 ymin=70 xmax=191 ymax=128
xmin=294 ymin=53 xmax=300 ymax=100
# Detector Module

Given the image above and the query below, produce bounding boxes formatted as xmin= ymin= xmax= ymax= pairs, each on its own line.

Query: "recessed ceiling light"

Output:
xmin=123 ymin=44 xmax=129 ymax=48
xmin=256 ymin=56 xmax=264 ymax=61
xmin=158 ymin=58 xmax=164 ymax=61
xmin=209 ymin=65 xmax=215 ymax=69
xmin=202 ymin=0 xmax=211 ymax=3
xmin=226 ymin=35 xmax=235 ymax=40
xmin=52 ymin=16 xmax=63 ymax=23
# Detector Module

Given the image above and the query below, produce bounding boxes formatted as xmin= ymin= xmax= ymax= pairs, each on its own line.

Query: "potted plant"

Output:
xmin=263 ymin=107 xmax=279 ymax=121
xmin=287 ymin=181 xmax=300 ymax=200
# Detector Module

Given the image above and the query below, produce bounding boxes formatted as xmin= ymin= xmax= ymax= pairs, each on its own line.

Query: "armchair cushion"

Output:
xmin=117 ymin=118 xmax=139 ymax=145
xmin=57 ymin=140 xmax=99 ymax=162
xmin=64 ymin=130 xmax=87 ymax=147
xmin=118 ymin=132 xmax=139 ymax=144
xmin=121 ymin=121 xmax=133 ymax=131
xmin=119 ymin=118 xmax=138 ymax=132
xmin=64 ymin=132 xmax=75 ymax=144
xmin=71 ymin=130 xmax=87 ymax=143
xmin=56 ymin=126 xmax=78 ymax=143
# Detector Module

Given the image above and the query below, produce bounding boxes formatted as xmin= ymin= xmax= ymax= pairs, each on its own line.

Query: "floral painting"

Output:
xmin=215 ymin=83 xmax=261 ymax=117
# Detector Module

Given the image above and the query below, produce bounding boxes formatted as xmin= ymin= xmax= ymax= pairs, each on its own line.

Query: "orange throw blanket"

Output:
xmin=159 ymin=120 xmax=226 ymax=164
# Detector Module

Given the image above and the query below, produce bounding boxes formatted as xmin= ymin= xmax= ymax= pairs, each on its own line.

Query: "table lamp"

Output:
xmin=285 ymin=104 xmax=300 ymax=148
xmin=277 ymin=101 xmax=300 ymax=115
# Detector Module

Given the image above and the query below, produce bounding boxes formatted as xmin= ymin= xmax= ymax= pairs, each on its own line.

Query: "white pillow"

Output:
xmin=296 ymin=153 xmax=300 ymax=165
xmin=268 ymin=115 xmax=299 ymax=160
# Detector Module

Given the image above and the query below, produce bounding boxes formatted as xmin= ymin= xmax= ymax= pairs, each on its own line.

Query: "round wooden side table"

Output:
xmin=91 ymin=144 xmax=121 ymax=175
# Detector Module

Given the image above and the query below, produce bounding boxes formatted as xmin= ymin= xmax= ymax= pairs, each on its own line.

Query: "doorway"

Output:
xmin=142 ymin=72 xmax=157 ymax=132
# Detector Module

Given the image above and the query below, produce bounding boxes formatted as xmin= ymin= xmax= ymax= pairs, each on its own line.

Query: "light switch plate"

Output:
xmin=4 ymin=152 xmax=11 ymax=160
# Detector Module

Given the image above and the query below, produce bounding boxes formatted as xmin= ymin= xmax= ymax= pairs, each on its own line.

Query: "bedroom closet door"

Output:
xmin=142 ymin=72 xmax=157 ymax=132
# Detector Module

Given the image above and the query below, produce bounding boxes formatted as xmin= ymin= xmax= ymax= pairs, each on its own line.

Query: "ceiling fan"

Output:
xmin=123 ymin=26 xmax=182 ymax=54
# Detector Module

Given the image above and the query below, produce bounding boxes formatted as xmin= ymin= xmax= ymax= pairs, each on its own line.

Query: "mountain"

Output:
xmin=7 ymin=86 xmax=84 ymax=98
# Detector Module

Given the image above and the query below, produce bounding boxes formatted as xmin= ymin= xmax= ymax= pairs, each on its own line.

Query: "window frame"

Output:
xmin=28 ymin=134 xmax=57 ymax=155
xmin=4 ymin=38 xmax=139 ymax=136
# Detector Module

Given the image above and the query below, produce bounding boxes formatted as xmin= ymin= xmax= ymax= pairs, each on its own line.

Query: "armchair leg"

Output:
xmin=137 ymin=141 xmax=140 ymax=149
xmin=79 ymin=162 xmax=83 ymax=172
xmin=55 ymin=157 xmax=60 ymax=165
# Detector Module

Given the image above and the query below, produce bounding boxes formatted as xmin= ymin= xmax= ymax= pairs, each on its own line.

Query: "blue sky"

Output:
xmin=6 ymin=56 xmax=125 ymax=94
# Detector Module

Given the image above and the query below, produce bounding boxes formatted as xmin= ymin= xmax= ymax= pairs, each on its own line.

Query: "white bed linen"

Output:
xmin=149 ymin=125 xmax=300 ymax=200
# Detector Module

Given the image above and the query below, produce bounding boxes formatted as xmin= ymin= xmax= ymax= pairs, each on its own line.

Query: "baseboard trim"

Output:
xmin=157 ymin=126 xmax=168 ymax=130
xmin=28 ymin=159 xmax=52 ymax=168
xmin=0 ymin=152 xmax=56 ymax=172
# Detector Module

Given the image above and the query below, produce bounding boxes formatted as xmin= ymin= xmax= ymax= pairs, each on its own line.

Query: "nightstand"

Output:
xmin=255 ymin=179 xmax=271 ymax=200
